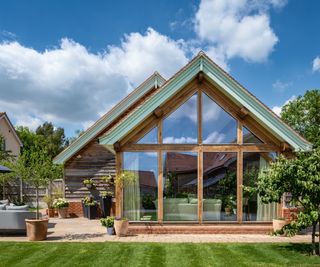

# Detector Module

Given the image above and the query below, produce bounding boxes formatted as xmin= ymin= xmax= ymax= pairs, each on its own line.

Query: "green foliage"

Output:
xmin=53 ymin=198 xmax=69 ymax=209
xmin=83 ymin=196 xmax=97 ymax=206
xmin=100 ymin=190 xmax=113 ymax=198
xmin=115 ymin=170 xmax=138 ymax=188
xmin=100 ymin=216 xmax=114 ymax=228
xmin=83 ymin=178 xmax=94 ymax=185
xmin=281 ymin=90 xmax=320 ymax=147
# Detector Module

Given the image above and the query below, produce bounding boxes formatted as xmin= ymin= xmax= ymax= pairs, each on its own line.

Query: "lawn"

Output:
xmin=0 ymin=242 xmax=319 ymax=267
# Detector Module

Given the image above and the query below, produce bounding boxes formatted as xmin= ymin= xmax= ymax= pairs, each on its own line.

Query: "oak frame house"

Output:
xmin=54 ymin=52 xmax=311 ymax=231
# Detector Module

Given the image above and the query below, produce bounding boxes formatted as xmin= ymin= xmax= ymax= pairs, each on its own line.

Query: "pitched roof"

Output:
xmin=99 ymin=52 xmax=312 ymax=152
xmin=53 ymin=72 xmax=166 ymax=164
xmin=0 ymin=112 xmax=23 ymax=147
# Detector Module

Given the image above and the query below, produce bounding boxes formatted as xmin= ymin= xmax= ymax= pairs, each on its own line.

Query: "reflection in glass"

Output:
xmin=163 ymin=152 xmax=198 ymax=221
xmin=203 ymin=152 xmax=237 ymax=221
xmin=243 ymin=127 xmax=263 ymax=144
xmin=137 ymin=127 xmax=158 ymax=144
xmin=243 ymin=152 xmax=277 ymax=221
xmin=202 ymin=93 xmax=237 ymax=144
xmin=123 ymin=152 xmax=158 ymax=221
xmin=163 ymin=94 xmax=198 ymax=144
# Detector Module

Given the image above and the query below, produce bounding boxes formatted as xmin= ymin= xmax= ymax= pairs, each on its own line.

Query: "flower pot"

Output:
xmin=100 ymin=196 xmax=112 ymax=217
xmin=106 ymin=227 xmax=114 ymax=235
xmin=85 ymin=205 xmax=98 ymax=220
xmin=82 ymin=202 xmax=88 ymax=218
xmin=273 ymin=219 xmax=289 ymax=232
xmin=25 ymin=218 xmax=49 ymax=241
xmin=114 ymin=219 xmax=129 ymax=237
xmin=48 ymin=208 xmax=55 ymax=218
xmin=58 ymin=207 xmax=68 ymax=218
xmin=225 ymin=207 xmax=232 ymax=215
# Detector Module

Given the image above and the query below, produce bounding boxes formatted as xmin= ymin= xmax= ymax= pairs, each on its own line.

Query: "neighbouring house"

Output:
xmin=0 ymin=112 xmax=22 ymax=157
xmin=54 ymin=52 xmax=311 ymax=232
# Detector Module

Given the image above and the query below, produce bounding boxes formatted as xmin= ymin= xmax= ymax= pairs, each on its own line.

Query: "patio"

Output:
xmin=0 ymin=217 xmax=312 ymax=243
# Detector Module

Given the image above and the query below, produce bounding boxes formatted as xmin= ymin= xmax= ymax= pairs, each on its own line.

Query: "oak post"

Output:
xmin=198 ymin=149 xmax=203 ymax=224
xmin=115 ymin=152 xmax=123 ymax=218
xmin=158 ymin=151 xmax=163 ymax=223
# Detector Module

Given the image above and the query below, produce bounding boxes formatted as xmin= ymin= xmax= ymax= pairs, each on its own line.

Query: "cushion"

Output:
xmin=204 ymin=199 xmax=222 ymax=204
xmin=163 ymin=198 xmax=188 ymax=204
xmin=0 ymin=199 xmax=9 ymax=205
xmin=0 ymin=204 xmax=7 ymax=210
xmin=189 ymin=198 xmax=198 ymax=204
xmin=6 ymin=205 xmax=29 ymax=211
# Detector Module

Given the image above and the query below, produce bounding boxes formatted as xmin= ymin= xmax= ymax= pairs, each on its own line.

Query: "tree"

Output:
xmin=256 ymin=148 xmax=320 ymax=255
xmin=14 ymin=150 xmax=63 ymax=219
xmin=281 ymin=90 xmax=320 ymax=147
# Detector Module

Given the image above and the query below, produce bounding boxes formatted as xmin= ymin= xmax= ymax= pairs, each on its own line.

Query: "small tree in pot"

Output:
xmin=83 ymin=178 xmax=94 ymax=189
xmin=82 ymin=196 xmax=98 ymax=220
xmin=43 ymin=194 xmax=55 ymax=217
xmin=14 ymin=150 xmax=62 ymax=241
xmin=53 ymin=198 xmax=69 ymax=218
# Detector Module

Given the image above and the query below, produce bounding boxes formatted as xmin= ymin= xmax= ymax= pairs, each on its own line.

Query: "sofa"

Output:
xmin=162 ymin=198 xmax=222 ymax=221
xmin=0 ymin=199 xmax=38 ymax=233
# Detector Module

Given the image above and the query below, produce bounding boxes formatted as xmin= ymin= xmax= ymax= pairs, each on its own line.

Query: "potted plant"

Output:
xmin=83 ymin=178 xmax=94 ymax=189
xmin=224 ymin=196 xmax=236 ymax=216
xmin=53 ymin=198 xmax=69 ymax=218
xmin=114 ymin=217 xmax=129 ymax=237
xmin=82 ymin=196 xmax=98 ymax=219
xmin=43 ymin=194 xmax=55 ymax=217
xmin=100 ymin=191 xmax=113 ymax=217
xmin=100 ymin=216 xmax=114 ymax=235
xmin=273 ymin=217 xmax=289 ymax=232
xmin=14 ymin=151 xmax=62 ymax=241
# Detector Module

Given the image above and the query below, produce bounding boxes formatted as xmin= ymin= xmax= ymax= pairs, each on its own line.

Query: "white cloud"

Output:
xmin=203 ymin=132 xmax=226 ymax=143
xmin=163 ymin=136 xmax=198 ymax=144
xmin=272 ymin=80 xmax=292 ymax=92
xmin=194 ymin=0 xmax=282 ymax=62
xmin=272 ymin=95 xmax=296 ymax=116
xmin=312 ymin=56 xmax=320 ymax=72
xmin=0 ymin=29 xmax=188 ymax=132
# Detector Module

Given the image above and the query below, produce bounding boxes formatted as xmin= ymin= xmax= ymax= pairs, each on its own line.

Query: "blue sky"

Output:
xmin=0 ymin=0 xmax=319 ymax=137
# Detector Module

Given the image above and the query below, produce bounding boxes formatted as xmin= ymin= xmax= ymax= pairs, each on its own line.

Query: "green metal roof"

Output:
xmin=99 ymin=53 xmax=312 ymax=152
xmin=53 ymin=72 xmax=166 ymax=164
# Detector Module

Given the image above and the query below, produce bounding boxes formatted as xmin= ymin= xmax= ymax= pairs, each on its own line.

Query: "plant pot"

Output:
xmin=82 ymin=202 xmax=88 ymax=218
xmin=85 ymin=205 xmax=98 ymax=220
xmin=48 ymin=208 xmax=55 ymax=218
xmin=100 ymin=196 xmax=112 ymax=217
xmin=114 ymin=219 xmax=129 ymax=237
xmin=273 ymin=219 xmax=289 ymax=232
xmin=25 ymin=218 xmax=49 ymax=241
xmin=106 ymin=227 xmax=114 ymax=235
xmin=225 ymin=207 xmax=232 ymax=215
xmin=58 ymin=207 xmax=68 ymax=218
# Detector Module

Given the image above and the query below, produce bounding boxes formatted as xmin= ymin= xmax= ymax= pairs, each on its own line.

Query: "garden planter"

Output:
xmin=107 ymin=227 xmax=114 ymax=235
xmin=224 ymin=207 xmax=232 ymax=215
xmin=273 ymin=219 xmax=289 ymax=232
xmin=100 ymin=196 xmax=112 ymax=217
xmin=114 ymin=219 xmax=129 ymax=237
xmin=57 ymin=207 xmax=68 ymax=218
xmin=25 ymin=218 xmax=49 ymax=241
xmin=48 ymin=208 xmax=55 ymax=218
xmin=82 ymin=202 xmax=88 ymax=218
xmin=84 ymin=205 xmax=98 ymax=219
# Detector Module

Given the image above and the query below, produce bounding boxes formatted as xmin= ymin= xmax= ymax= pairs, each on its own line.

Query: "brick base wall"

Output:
xmin=67 ymin=201 xmax=116 ymax=218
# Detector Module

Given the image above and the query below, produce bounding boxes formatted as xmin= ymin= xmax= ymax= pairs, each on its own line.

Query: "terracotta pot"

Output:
xmin=273 ymin=219 xmax=289 ymax=232
xmin=114 ymin=219 xmax=129 ymax=237
xmin=48 ymin=208 xmax=55 ymax=218
xmin=25 ymin=218 xmax=49 ymax=241
xmin=58 ymin=207 xmax=68 ymax=218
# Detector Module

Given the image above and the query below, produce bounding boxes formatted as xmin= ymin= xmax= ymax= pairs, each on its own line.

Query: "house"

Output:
xmin=54 ymin=52 xmax=311 ymax=231
xmin=0 ymin=112 xmax=22 ymax=157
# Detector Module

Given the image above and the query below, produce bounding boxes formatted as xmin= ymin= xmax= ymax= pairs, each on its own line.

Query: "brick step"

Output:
xmin=128 ymin=224 xmax=273 ymax=234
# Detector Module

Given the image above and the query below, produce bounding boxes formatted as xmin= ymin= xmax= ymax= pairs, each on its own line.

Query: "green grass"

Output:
xmin=0 ymin=242 xmax=319 ymax=267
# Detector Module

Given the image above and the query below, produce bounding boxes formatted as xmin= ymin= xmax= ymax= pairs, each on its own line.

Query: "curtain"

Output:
xmin=257 ymin=156 xmax=278 ymax=221
xmin=123 ymin=156 xmax=141 ymax=221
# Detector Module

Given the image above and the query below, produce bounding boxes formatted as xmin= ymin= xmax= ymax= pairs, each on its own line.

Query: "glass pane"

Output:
xmin=203 ymin=152 xmax=237 ymax=221
xmin=137 ymin=127 xmax=158 ymax=144
xmin=243 ymin=152 xmax=277 ymax=221
xmin=123 ymin=152 xmax=158 ymax=221
xmin=243 ymin=127 xmax=263 ymax=144
xmin=163 ymin=152 xmax=198 ymax=221
xmin=163 ymin=94 xmax=198 ymax=144
xmin=202 ymin=93 xmax=237 ymax=144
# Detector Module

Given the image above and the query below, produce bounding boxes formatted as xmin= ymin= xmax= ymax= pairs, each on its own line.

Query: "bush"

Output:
xmin=100 ymin=216 xmax=114 ymax=228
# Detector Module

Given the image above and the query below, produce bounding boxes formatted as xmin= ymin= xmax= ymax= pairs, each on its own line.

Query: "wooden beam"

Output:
xmin=153 ymin=107 xmax=164 ymax=118
xmin=198 ymin=149 xmax=203 ymax=224
xmin=281 ymin=142 xmax=291 ymax=152
xmin=158 ymin=151 xmax=163 ymax=223
xmin=114 ymin=141 xmax=121 ymax=152
xmin=198 ymin=90 xmax=202 ymax=144
xmin=237 ymin=150 xmax=243 ymax=223
xmin=115 ymin=152 xmax=123 ymax=218
xmin=198 ymin=71 xmax=204 ymax=84
xmin=239 ymin=107 xmax=249 ymax=119
xmin=237 ymin=121 xmax=243 ymax=145
xmin=158 ymin=120 xmax=162 ymax=144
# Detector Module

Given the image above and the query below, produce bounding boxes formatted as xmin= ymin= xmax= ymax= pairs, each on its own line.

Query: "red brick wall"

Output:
xmin=67 ymin=201 xmax=116 ymax=218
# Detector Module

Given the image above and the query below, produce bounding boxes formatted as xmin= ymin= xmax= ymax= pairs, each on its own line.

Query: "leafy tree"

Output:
xmin=281 ymin=90 xmax=320 ymax=147
xmin=256 ymin=148 xmax=320 ymax=255
xmin=14 ymin=150 xmax=63 ymax=219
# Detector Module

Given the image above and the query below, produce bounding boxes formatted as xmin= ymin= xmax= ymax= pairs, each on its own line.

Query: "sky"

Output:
xmin=0 ymin=0 xmax=319 ymax=137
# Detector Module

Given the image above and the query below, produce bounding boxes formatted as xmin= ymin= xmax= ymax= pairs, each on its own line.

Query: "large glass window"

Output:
xmin=243 ymin=127 xmax=263 ymax=144
xmin=163 ymin=94 xmax=198 ymax=144
xmin=163 ymin=152 xmax=198 ymax=221
xmin=242 ymin=152 xmax=277 ymax=221
xmin=123 ymin=152 xmax=158 ymax=221
xmin=137 ymin=127 xmax=158 ymax=144
xmin=203 ymin=152 xmax=237 ymax=221
xmin=202 ymin=93 xmax=237 ymax=144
